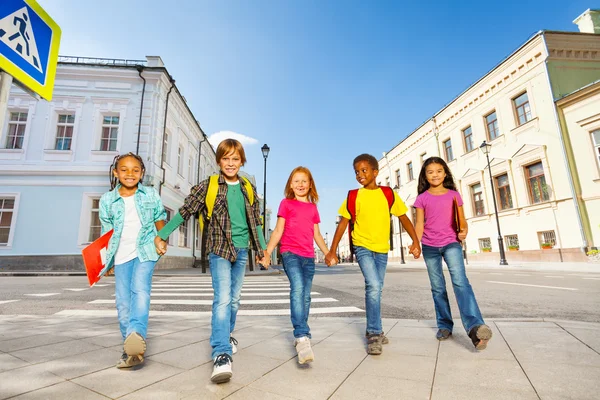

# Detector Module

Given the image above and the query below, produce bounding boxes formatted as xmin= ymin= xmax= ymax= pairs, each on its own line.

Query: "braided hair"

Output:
xmin=109 ymin=152 xmax=146 ymax=190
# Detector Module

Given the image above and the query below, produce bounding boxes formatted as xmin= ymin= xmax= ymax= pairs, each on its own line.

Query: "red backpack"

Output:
xmin=346 ymin=186 xmax=395 ymax=254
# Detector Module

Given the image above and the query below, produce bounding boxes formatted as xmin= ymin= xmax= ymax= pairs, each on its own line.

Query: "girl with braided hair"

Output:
xmin=98 ymin=152 xmax=167 ymax=369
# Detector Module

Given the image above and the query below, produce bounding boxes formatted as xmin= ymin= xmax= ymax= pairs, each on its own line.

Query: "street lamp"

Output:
xmin=480 ymin=141 xmax=508 ymax=266
xmin=261 ymin=144 xmax=270 ymax=237
xmin=335 ymin=216 xmax=341 ymax=261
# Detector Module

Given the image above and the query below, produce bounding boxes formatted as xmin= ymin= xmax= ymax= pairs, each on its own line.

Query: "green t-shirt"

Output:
xmin=227 ymin=181 xmax=249 ymax=248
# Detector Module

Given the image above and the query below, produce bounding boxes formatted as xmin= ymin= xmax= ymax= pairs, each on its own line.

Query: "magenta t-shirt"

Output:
xmin=413 ymin=190 xmax=463 ymax=247
xmin=278 ymin=199 xmax=320 ymax=258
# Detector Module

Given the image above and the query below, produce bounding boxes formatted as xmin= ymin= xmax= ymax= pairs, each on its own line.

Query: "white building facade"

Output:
xmin=0 ymin=56 xmax=219 ymax=270
xmin=378 ymin=11 xmax=600 ymax=263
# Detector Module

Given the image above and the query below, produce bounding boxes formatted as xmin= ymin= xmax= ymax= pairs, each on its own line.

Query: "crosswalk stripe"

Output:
xmin=0 ymin=300 xmax=20 ymax=304
xmin=152 ymin=288 xmax=290 ymax=292
xmin=149 ymin=292 xmax=319 ymax=297
xmin=25 ymin=293 xmax=60 ymax=297
xmin=152 ymin=284 xmax=290 ymax=288
xmin=89 ymin=298 xmax=338 ymax=305
xmin=64 ymin=288 xmax=88 ymax=292
xmin=55 ymin=306 xmax=364 ymax=317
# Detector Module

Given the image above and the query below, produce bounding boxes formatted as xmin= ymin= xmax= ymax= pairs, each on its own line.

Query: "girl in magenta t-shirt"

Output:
xmin=261 ymin=166 xmax=330 ymax=365
xmin=414 ymin=157 xmax=492 ymax=351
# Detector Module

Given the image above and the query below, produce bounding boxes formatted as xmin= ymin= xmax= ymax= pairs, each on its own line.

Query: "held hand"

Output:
xmin=154 ymin=236 xmax=167 ymax=256
xmin=325 ymin=252 xmax=338 ymax=267
xmin=458 ymin=229 xmax=468 ymax=241
xmin=409 ymin=242 xmax=421 ymax=259
xmin=257 ymin=255 xmax=270 ymax=269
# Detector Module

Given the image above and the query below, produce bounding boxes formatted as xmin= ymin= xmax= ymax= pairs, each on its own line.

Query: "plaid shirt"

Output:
xmin=179 ymin=173 xmax=265 ymax=262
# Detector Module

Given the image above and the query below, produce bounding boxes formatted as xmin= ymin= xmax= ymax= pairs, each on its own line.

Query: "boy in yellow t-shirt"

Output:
xmin=326 ymin=154 xmax=421 ymax=355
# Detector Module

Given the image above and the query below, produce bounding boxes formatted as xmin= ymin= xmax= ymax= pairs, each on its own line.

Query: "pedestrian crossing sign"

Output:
xmin=0 ymin=0 xmax=60 ymax=101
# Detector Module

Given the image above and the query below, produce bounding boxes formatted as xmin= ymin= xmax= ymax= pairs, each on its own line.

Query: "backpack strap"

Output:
xmin=240 ymin=176 xmax=254 ymax=205
xmin=380 ymin=186 xmax=395 ymax=211
xmin=203 ymin=174 xmax=220 ymax=223
xmin=347 ymin=189 xmax=359 ymax=222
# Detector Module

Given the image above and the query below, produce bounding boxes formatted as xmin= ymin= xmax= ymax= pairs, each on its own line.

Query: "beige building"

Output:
xmin=378 ymin=9 xmax=600 ymax=263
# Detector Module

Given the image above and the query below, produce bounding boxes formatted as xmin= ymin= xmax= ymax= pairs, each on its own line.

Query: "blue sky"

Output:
xmin=38 ymin=0 xmax=592 ymax=237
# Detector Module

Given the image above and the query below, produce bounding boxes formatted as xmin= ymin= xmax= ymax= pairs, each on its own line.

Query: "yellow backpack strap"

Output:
xmin=205 ymin=174 xmax=220 ymax=220
xmin=241 ymin=177 xmax=254 ymax=205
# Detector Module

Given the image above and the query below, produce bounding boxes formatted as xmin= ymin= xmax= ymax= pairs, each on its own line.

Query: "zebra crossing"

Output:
xmin=57 ymin=276 xmax=364 ymax=317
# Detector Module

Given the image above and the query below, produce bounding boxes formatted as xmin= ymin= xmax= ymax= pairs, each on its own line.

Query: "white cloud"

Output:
xmin=208 ymin=131 xmax=259 ymax=148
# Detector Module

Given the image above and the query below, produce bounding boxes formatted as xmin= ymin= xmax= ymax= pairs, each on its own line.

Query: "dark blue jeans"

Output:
xmin=354 ymin=246 xmax=388 ymax=335
xmin=282 ymin=251 xmax=315 ymax=338
xmin=422 ymin=242 xmax=485 ymax=333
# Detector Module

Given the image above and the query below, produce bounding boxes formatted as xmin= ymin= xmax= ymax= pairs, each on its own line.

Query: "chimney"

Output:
xmin=573 ymin=9 xmax=600 ymax=34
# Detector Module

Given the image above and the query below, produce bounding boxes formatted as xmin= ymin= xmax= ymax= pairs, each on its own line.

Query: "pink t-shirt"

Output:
xmin=278 ymin=199 xmax=320 ymax=258
xmin=413 ymin=189 xmax=463 ymax=248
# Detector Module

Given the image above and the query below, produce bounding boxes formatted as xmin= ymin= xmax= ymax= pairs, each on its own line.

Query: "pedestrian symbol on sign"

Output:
xmin=0 ymin=6 xmax=42 ymax=73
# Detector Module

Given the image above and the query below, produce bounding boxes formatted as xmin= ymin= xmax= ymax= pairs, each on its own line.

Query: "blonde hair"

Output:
xmin=215 ymin=139 xmax=246 ymax=165
xmin=284 ymin=166 xmax=319 ymax=204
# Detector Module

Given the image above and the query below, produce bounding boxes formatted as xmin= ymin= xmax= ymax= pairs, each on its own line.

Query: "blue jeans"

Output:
xmin=422 ymin=242 xmax=485 ymax=333
xmin=209 ymin=248 xmax=248 ymax=359
xmin=282 ymin=252 xmax=316 ymax=339
xmin=114 ymin=257 xmax=156 ymax=340
xmin=354 ymin=246 xmax=388 ymax=335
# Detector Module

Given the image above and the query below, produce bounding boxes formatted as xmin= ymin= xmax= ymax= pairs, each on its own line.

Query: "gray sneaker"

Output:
xmin=116 ymin=352 xmax=144 ymax=369
xmin=294 ymin=336 xmax=314 ymax=364
xmin=436 ymin=329 xmax=452 ymax=341
xmin=367 ymin=334 xmax=382 ymax=355
xmin=469 ymin=324 xmax=492 ymax=350
xmin=365 ymin=331 xmax=389 ymax=344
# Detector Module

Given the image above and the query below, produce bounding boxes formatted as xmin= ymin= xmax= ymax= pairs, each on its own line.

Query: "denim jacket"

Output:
xmin=99 ymin=184 xmax=167 ymax=268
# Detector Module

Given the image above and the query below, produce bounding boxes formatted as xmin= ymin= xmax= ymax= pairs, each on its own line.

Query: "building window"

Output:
xmin=6 ymin=112 xmax=27 ymax=149
xmin=0 ymin=197 xmax=16 ymax=245
xmin=420 ymin=152 xmax=427 ymax=164
xmin=495 ymin=173 xmax=513 ymax=210
xmin=505 ymin=234 xmax=519 ymax=249
xmin=513 ymin=92 xmax=532 ymax=126
xmin=444 ymin=139 xmax=454 ymax=161
xmin=407 ymin=162 xmax=414 ymax=181
xmin=395 ymin=169 xmax=401 ymax=188
xmin=88 ymin=198 xmax=101 ymax=242
xmin=411 ymin=206 xmax=417 ymax=224
xmin=177 ymin=146 xmax=184 ymax=176
xmin=463 ymin=126 xmax=474 ymax=152
xmin=471 ymin=183 xmax=485 ymax=216
xmin=188 ymin=157 xmax=194 ymax=184
xmin=162 ymin=132 xmax=169 ymax=164
xmin=100 ymin=116 xmax=119 ymax=151
xmin=538 ymin=230 xmax=556 ymax=248
xmin=178 ymin=219 xmax=189 ymax=248
xmin=478 ymin=237 xmax=491 ymax=251
xmin=593 ymin=130 xmax=600 ymax=166
xmin=525 ymin=162 xmax=549 ymax=204
xmin=385 ymin=177 xmax=390 ymax=187
xmin=55 ymin=114 xmax=75 ymax=150
xmin=485 ymin=111 xmax=500 ymax=140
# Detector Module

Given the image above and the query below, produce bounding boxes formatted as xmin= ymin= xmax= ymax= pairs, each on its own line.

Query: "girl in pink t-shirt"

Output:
xmin=261 ymin=166 xmax=330 ymax=365
xmin=414 ymin=157 xmax=492 ymax=351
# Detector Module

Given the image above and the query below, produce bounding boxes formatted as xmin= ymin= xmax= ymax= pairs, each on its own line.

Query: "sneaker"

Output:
xmin=211 ymin=354 xmax=233 ymax=383
xmin=367 ymin=334 xmax=382 ymax=355
xmin=365 ymin=331 xmax=389 ymax=345
xmin=124 ymin=332 xmax=146 ymax=356
xmin=436 ymin=329 xmax=452 ymax=341
xmin=230 ymin=336 xmax=238 ymax=355
xmin=116 ymin=352 xmax=144 ymax=369
xmin=469 ymin=324 xmax=493 ymax=350
xmin=294 ymin=336 xmax=314 ymax=365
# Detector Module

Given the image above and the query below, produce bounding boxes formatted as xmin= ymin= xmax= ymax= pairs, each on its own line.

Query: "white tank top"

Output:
xmin=114 ymin=195 xmax=142 ymax=265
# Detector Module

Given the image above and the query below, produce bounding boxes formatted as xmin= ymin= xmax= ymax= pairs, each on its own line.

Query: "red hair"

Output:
xmin=284 ymin=166 xmax=319 ymax=204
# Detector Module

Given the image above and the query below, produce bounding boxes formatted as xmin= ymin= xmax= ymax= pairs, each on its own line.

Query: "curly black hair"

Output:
xmin=353 ymin=153 xmax=379 ymax=171
xmin=109 ymin=152 xmax=146 ymax=190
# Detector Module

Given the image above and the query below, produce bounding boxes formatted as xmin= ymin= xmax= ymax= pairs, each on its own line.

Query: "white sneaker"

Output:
xmin=294 ymin=336 xmax=314 ymax=365
xmin=230 ymin=336 xmax=238 ymax=354
xmin=210 ymin=354 xmax=232 ymax=383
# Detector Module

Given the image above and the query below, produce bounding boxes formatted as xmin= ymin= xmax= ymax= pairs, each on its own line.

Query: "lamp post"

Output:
xmin=261 ymin=144 xmax=270 ymax=237
xmin=335 ymin=216 xmax=341 ymax=261
xmin=480 ymin=141 xmax=508 ymax=266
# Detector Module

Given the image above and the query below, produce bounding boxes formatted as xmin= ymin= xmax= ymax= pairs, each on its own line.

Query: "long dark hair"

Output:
xmin=417 ymin=156 xmax=456 ymax=194
xmin=110 ymin=152 xmax=146 ymax=190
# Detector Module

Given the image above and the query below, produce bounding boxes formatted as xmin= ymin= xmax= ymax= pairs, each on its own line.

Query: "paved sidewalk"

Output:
xmin=1 ymin=313 xmax=598 ymax=399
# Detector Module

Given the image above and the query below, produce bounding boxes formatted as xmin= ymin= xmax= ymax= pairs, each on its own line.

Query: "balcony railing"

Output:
xmin=58 ymin=56 xmax=147 ymax=66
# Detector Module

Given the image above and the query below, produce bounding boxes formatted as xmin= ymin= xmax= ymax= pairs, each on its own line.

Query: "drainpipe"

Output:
xmin=135 ymin=66 xmax=146 ymax=155
xmin=432 ymin=116 xmax=441 ymax=157
xmin=541 ymin=33 xmax=588 ymax=252
xmin=191 ymin=133 xmax=208 ymax=268
xmin=158 ymin=79 xmax=175 ymax=195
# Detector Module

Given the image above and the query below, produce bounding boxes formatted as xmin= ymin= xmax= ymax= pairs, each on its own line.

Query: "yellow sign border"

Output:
xmin=0 ymin=0 xmax=61 ymax=101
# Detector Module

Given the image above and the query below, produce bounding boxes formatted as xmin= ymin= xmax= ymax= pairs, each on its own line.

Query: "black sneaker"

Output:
xmin=210 ymin=353 xmax=233 ymax=383
xmin=436 ymin=329 xmax=452 ymax=341
xmin=469 ymin=324 xmax=493 ymax=350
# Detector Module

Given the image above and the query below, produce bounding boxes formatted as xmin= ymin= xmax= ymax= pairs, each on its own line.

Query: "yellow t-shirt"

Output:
xmin=339 ymin=188 xmax=408 ymax=253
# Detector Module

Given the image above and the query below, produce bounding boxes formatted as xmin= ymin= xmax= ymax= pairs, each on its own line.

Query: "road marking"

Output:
xmin=55 ymin=306 xmax=364 ymax=317
xmin=488 ymin=273 xmax=503 ymax=275
xmin=151 ymin=288 xmax=289 ymax=292
xmin=487 ymin=281 xmax=578 ymax=291
xmin=158 ymin=280 xmax=287 ymax=284
xmin=545 ymin=275 xmax=564 ymax=279
xmin=64 ymin=288 xmax=88 ymax=292
xmin=93 ymin=284 xmax=111 ymax=287
xmin=583 ymin=277 xmax=600 ymax=280
xmin=151 ymin=284 xmax=290 ymax=288
xmin=25 ymin=293 xmax=60 ymax=297
xmin=110 ymin=292 xmax=319 ymax=297
xmin=89 ymin=298 xmax=338 ymax=305
xmin=0 ymin=300 xmax=19 ymax=304
xmin=514 ymin=274 xmax=530 ymax=276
